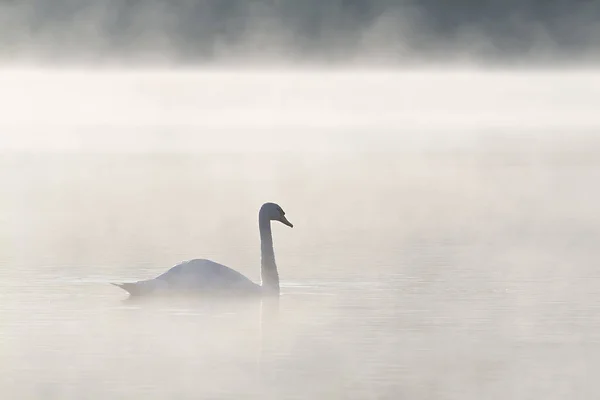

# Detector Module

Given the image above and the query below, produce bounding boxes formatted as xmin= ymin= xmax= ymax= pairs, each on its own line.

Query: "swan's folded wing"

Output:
xmin=155 ymin=259 xmax=260 ymax=293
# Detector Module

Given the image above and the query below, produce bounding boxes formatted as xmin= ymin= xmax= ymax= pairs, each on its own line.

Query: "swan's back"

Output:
xmin=155 ymin=259 xmax=260 ymax=294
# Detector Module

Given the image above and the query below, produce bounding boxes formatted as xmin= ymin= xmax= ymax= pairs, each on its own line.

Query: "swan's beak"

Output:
xmin=280 ymin=216 xmax=293 ymax=228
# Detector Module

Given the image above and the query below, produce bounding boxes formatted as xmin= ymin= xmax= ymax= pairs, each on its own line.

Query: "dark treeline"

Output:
xmin=1 ymin=0 xmax=599 ymax=64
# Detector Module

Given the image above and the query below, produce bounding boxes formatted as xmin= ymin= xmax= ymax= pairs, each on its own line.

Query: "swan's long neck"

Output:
xmin=259 ymin=213 xmax=279 ymax=295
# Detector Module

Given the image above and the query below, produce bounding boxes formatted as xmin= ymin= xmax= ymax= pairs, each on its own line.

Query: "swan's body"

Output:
xmin=112 ymin=259 xmax=262 ymax=297
xmin=112 ymin=202 xmax=292 ymax=297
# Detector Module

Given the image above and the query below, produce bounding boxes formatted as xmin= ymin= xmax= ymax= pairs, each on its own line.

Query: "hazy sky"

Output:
xmin=1 ymin=68 xmax=599 ymax=153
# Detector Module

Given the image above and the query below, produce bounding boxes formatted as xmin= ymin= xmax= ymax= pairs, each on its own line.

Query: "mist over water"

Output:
xmin=1 ymin=67 xmax=600 ymax=399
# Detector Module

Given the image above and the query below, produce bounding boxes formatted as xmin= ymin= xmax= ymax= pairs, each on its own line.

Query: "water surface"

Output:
xmin=1 ymin=69 xmax=599 ymax=399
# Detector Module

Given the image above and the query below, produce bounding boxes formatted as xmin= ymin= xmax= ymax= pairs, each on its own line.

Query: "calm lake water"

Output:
xmin=1 ymin=69 xmax=600 ymax=399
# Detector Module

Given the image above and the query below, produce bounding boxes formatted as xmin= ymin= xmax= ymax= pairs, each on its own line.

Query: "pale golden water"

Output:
xmin=1 ymin=69 xmax=600 ymax=399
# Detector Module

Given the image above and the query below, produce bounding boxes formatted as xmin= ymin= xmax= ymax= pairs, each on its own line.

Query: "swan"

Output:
xmin=111 ymin=202 xmax=293 ymax=297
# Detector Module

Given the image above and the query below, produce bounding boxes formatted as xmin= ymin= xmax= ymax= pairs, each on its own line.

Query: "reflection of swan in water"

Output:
xmin=112 ymin=202 xmax=293 ymax=297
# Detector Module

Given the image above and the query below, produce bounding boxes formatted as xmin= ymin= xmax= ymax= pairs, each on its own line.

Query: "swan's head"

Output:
xmin=260 ymin=202 xmax=293 ymax=228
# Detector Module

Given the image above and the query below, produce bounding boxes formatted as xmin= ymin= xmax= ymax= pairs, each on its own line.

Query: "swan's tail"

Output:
xmin=111 ymin=282 xmax=143 ymax=296
xmin=111 ymin=279 xmax=168 ymax=296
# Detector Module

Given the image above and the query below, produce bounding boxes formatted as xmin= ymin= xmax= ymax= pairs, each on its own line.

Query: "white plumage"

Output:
xmin=112 ymin=202 xmax=293 ymax=297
